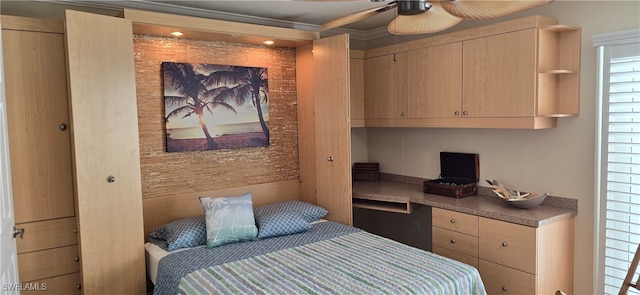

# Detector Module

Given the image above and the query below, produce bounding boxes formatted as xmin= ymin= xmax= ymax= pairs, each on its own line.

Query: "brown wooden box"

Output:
xmin=352 ymin=162 xmax=379 ymax=182
xmin=423 ymin=152 xmax=479 ymax=198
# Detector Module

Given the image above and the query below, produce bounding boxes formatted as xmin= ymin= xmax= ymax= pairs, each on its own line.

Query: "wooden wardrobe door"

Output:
xmin=313 ymin=34 xmax=352 ymax=226
xmin=65 ymin=10 xmax=145 ymax=295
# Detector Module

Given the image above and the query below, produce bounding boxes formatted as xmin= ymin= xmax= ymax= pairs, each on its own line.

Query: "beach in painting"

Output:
xmin=166 ymin=122 xmax=267 ymax=152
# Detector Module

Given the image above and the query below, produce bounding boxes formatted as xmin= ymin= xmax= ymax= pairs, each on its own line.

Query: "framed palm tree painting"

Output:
xmin=162 ymin=62 xmax=269 ymax=152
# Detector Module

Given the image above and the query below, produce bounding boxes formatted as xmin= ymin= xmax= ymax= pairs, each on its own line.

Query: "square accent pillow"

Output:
xmin=254 ymin=200 xmax=328 ymax=223
xmin=255 ymin=211 xmax=311 ymax=238
xmin=199 ymin=192 xmax=258 ymax=248
xmin=148 ymin=215 xmax=206 ymax=251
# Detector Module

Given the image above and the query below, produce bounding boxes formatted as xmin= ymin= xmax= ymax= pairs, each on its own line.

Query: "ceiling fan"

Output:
xmin=321 ymin=0 xmax=555 ymax=35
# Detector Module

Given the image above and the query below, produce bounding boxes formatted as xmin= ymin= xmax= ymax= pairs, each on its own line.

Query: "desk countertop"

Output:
xmin=352 ymin=176 xmax=577 ymax=228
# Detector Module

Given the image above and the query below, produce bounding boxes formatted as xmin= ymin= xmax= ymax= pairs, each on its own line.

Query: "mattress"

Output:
xmin=145 ymin=242 xmax=167 ymax=285
xmin=148 ymin=221 xmax=486 ymax=295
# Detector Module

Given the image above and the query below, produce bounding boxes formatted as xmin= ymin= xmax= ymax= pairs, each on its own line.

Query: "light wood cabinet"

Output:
xmin=432 ymin=208 xmax=479 ymax=269
xmin=407 ymin=42 xmax=462 ymax=118
xmin=363 ymin=15 xmax=580 ymax=129
xmin=462 ymin=29 xmax=538 ymax=118
xmin=350 ymin=50 xmax=365 ymax=127
xmin=297 ymin=34 xmax=352 ymax=226
xmin=364 ymin=52 xmax=407 ymax=120
xmin=65 ymin=10 xmax=146 ymax=294
xmin=2 ymin=15 xmax=82 ymax=292
xmin=432 ymin=208 xmax=575 ymax=295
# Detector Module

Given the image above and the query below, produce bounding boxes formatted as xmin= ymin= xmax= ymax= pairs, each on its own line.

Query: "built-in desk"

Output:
xmin=352 ymin=174 xmax=577 ymax=294
xmin=352 ymin=176 xmax=577 ymax=227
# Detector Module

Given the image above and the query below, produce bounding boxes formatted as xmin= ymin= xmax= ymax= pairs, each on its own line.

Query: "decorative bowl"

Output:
xmin=504 ymin=193 xmax=548 ymax=209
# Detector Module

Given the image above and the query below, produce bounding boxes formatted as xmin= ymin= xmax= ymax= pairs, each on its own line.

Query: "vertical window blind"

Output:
xmin=595 ymin=29 xmax=640 ymax=295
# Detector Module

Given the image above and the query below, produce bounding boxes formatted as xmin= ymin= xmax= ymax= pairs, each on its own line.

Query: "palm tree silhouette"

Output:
xmin=163 ymin=62 xmax=237 ymax=150
xmin=205 ymin=66 xmax=270 ymax=143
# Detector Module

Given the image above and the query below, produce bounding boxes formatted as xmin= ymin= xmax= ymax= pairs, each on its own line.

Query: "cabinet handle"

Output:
xmin=12 ymin=227 xmax=24 ymax=239
xmin=73 ymin=228 xmax=78 ymax=234
xmin=76 ymin=284 xmax=82 ymax=289
xmin=454 ymin=111 xmax=460 ymax=116
xmin=107 ymin=175 xmax=116 ymax=183
xmin=450 ymin=219 xmax=455 ymax=224
xmin=462 ymin=111 xmax=468 ymax=116
xmin=450 ymin=239 xmax=456 ymax=244
xmin=400 ymin=112 xmax=406 ymax=117
xmin=502 ymin=286 xmax=508 ymax=292
xmin=501 ymin=242 xmax=508 ymax=247
xmin=58 ymin=123 xmax=68 ymax=131
xmin=327 ymin=156 xmax=334 ymax=162
xmin=74 ymin=256 xmax=80 ymax=262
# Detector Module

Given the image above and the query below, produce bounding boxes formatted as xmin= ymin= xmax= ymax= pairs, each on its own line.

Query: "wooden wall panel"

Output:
xmin=133 ymin=35 xmax=299 ymax=199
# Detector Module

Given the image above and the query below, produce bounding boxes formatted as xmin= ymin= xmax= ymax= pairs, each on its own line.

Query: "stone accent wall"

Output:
xmin=133 ymin=35 xmax=299 ymax=199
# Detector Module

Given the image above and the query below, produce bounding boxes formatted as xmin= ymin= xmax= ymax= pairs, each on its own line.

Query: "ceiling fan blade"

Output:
xmin=440 ymin=0 xmax=555 ymax=20
xmin=320 ymin=2 xmax=397 ymax=31
xmin=388 ymin=2 xmax=462 ymax=35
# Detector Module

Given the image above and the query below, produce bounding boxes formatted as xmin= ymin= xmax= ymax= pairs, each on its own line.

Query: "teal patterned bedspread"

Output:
xmin=178 ymin=230 xmax=486 ymax=295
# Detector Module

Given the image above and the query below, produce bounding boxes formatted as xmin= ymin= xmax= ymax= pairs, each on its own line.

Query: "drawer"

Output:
xmin=433 ymin=245 xmax=479 ymax=269
xmin=21 ymin=272 xmax=82 ymax=295
xmin=432 ymin=208 xmax=478 ymax=236
xmin=479 ymin=260 xmax=535 ymax=295
xmin=18 ymin=245 xmax=80 ymax=282
xmin=16 ymin=217 xmax=78 ymax=254
xmin=479 ymin=217 xmax=536 ymax=273
xmin=433 ymin=227 xmax=478 ymax=257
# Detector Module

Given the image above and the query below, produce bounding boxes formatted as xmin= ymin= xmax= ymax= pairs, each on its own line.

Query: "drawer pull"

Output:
xmin=502 ymin=286 xmax=508 ymax=291
xmin=74 ymin=256 xmax=80 ymax=262
xmin=501 ymin=242 xmax=508 ymax=247
xmin=450 ymin=219 xmax=456 ymax=224
xmin=450 ymin=239 xmax=456 ymax=244
xmin=76 ymin=284 xmax=82 ymax=290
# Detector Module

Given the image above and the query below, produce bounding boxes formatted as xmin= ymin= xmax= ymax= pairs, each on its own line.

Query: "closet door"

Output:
xmin=65 ymin=10 xmax=145 ymax=295
xmin=313 ymin=34 xmax=352 ymax=225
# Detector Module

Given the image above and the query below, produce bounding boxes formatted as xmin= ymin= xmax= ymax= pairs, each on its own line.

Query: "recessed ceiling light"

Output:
xmin=170 ymin=31 xmax=183 ymax=37
xmin=263 ymin=40 xmax=274 ymax=45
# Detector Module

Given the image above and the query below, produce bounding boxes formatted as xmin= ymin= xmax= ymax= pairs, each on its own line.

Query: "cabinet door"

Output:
xmin=463 ymin=29 xmax=537 ymax=117
xmin=350 ymin=50 xmax=365 ymax=127
xmin=313 ymin=34 xmax=352 ymax=225
xmin=364 ymin=52 xmax=407 ymax=119
xmin=407 ymin=42 xmax=462 ymax=118
xmin=65 ymin=10 xmax=145 ymax=295
xmin=3 ymin=27 xmax=74 ymax=223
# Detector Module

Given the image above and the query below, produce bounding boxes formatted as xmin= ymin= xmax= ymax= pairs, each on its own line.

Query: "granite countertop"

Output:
xmin=352 ymin=174 xmax=578 ymax=228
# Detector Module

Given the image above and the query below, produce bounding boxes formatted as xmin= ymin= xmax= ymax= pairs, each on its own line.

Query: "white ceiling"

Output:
xmin=1 ymin=0 xmax=397 ymax=34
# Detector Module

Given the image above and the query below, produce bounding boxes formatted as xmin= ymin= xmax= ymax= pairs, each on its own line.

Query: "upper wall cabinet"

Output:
xmin=364 ymin=52 xmax=407 ymax=120
xmin=350 ymin=50 xmax=365 ymax=127
xmin=363 ymin=15 xmax=581 ymax=129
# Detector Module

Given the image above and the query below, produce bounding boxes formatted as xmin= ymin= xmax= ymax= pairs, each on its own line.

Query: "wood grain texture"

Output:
xmin=21 ymin=272 xmax=81 ymax=295
xmin=0 ymin=15 xmax=64 ymax=33
xmin=479 ymin=217 xmax=537 ymax=274
xmin=296 ymin=44 xmax=317 ymax=206
xmin=350 ymin=50 xmax=364 ymax=126
xmin=313 ymin=35 xmax=352 ymax=225
xmin=407 ymin=42 xmax=462 ymax=118
xmin=2 ymin=27 xmax=74 ymax=224
xmin=133 ymin=35 xmax=299 ymax=199
xmin=536 ymin=217 xmax=575 ymax=295
xmin=462 ymin=29 xmax=537 ymax=118
xmin=364 ymin=52 xmax=407 ymax=119
xmin=15 ymin=217 xmax=78 ymax=254
xmin=143 ymin=180 xmax=301 ymax=238
xmin=479 ymin=259 xmax=536 ymax=294
xmin=18 ymin=245 xmax=80 ymax=282
xmin=65 ymin=10 xmax=145 ymax=295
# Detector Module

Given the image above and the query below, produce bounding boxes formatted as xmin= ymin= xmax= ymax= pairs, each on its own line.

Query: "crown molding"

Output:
xmin=37 ymin=0 xmax=392 ymax=41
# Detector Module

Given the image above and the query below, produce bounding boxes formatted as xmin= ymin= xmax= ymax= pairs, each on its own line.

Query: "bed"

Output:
xmin=145 ymin=199 xmax=486 ymax=295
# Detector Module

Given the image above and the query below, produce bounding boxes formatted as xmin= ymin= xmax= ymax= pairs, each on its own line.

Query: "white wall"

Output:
xmin=360 ymin=2 xmax=640 ymax=294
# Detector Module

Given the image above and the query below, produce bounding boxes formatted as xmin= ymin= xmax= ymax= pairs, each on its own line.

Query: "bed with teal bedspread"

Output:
xmin=154 ymin=221 xmax=486 ymax=295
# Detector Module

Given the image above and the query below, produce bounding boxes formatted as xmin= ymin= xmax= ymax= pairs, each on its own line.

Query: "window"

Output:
xmin=595 ymin=28 xmax=640 ymax=295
